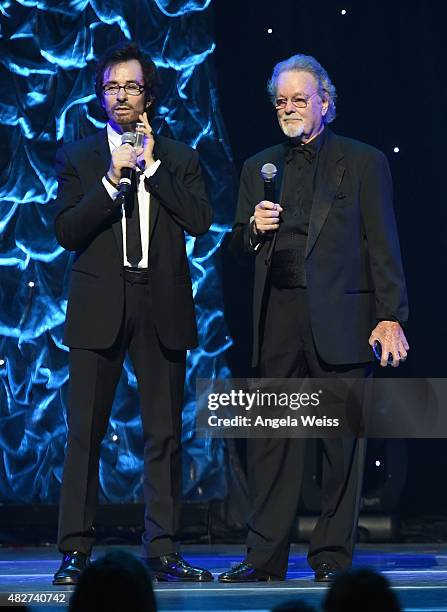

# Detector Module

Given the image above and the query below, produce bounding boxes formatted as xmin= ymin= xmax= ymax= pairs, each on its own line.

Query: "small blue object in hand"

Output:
xmin=373 ymin=341 xmax=394 ymax=364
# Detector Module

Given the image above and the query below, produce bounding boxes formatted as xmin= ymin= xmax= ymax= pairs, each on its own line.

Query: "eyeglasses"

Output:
xmin=274 ymin=91 xmax=320 ymax=110
xmin=102 ymin=83 xmax=145 ymax=96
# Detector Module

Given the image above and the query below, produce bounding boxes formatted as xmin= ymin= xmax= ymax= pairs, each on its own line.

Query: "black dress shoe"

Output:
xmin=314 ymin=563 xmax=339 ymax=582
xmin=218 ymin=561 xmax=283 ymax=583
xmin=53 ymin=551 xmax=90 ymax=585
xmin=144 ymin=553 xmax=213 ymax=582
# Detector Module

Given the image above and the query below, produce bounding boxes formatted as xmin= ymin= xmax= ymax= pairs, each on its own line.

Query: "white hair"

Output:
xmin=267 ymin=54 xmax=337 ymax=124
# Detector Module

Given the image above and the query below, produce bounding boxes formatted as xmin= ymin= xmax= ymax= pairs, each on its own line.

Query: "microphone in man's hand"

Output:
xmin=261 ymin=162 xmax=277 ymax=202
xmin=260 ymin=162 xmax=278 ymax=237
xmin=118 ymin=123 xmax=146 ymax=194
xmin=119 ymin=131 xmax=137 ymax=194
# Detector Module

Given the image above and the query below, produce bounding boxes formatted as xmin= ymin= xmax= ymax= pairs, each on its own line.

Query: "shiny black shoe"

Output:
xmin=144 ymin=553 xmax=213 ymax=582
xmin=218 ymin=561 xmax=283 ymax=583
xmin=52 ymin=551 xmax=90 ymax=586
xmin=314 ymin=562 xmax=339 ymax=582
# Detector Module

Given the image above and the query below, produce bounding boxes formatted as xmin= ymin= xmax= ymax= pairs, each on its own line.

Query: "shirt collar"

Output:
xmin=284 ymin=125 xmax=327 ymax=163
xmin=107 ymin=122 xmax=123 ymax=150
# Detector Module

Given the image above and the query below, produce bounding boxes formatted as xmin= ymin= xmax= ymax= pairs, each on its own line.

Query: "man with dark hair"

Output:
xmin=219 ymin=53 xmax=409 ymax=583
xmin=93 ymin=43 xmax=159 ymax=121
xmin=52 ymin=41 xmax=213 ymax=585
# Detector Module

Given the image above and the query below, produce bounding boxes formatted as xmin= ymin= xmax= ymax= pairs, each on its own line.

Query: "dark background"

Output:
xmin=213 ymin=0 xmax=447 ymax=521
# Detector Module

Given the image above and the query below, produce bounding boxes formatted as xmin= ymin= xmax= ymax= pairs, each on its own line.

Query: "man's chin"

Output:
xmin=113 ymin=111 xmax=139 ymax=124
xmin=109 ymin=117 xmax=137 ymax=133
xmin=119 ymin=120 xmax=136 ymax=130
xmin=280 ymin=123 xmax=304 ymax=138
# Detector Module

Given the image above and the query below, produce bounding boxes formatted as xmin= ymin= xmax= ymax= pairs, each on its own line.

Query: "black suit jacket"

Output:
xmin=54 ymin=129 xmax=213 ymax=351
xmin=231 ymin=129 xmax=408 ymax=366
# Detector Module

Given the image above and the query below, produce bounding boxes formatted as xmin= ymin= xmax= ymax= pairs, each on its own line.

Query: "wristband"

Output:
xmin=105 ymin=174 xmax=119 ymax=189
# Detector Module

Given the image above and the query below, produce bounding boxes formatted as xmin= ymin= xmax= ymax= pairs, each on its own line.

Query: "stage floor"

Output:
xmin=1 ymin=544 xmax=446 ymax=611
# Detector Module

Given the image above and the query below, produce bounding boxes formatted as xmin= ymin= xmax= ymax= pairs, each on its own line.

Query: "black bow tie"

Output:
xmin=285 ymin=143 xmax=315 ymax=164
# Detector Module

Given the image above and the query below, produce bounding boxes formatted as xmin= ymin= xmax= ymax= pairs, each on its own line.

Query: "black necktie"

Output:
xmin=125 ymin=171 xmax=143 ymax=267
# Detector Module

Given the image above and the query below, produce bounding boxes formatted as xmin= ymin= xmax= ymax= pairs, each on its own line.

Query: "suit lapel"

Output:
xmin=305 ymin=130 xmax=345 ymax=258
xmin=91 ymin=129 xmax=124 ymax=260
xmin=147 ymin=137 xmax=163 ymax=244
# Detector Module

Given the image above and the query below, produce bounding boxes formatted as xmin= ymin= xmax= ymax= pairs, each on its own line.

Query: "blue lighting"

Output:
xmin=154 ymin=0 xmax=213 ymax=17
xmin=0 ymin=0 xmax=234 ymax=505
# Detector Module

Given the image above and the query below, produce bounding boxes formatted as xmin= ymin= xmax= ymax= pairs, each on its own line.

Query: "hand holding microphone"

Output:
xmin=253 ymin=201 xmax=283 ymax=234
xmin=253 ymin=162 xmax=283 ymax=235
xmin=107 ymin=135 xmax=137 ymax=193
xmin=106 ymin=112 xmax=155 ymax=194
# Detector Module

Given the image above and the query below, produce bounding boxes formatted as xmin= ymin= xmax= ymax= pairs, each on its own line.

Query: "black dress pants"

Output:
xmin=57 ymin=277 xmax=186 ymax=557
xmin=246 ymin=285 xmax=371 ymax=578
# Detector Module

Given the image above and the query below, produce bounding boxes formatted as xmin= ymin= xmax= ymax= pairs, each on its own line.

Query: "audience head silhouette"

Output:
xmin=68 ymin=550 xmax=157 ymax=612
xmin=323 ymin=568 xmax=401 ymax=612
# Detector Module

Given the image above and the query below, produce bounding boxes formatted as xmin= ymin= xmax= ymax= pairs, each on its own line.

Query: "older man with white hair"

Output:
xmin=219 ymin=54 xmax=409 ymax=583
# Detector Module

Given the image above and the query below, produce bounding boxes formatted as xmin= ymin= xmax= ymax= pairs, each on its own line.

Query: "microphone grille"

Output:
xmin=261 ymin=162 xmax=278 ymax=181
xmin=121 ymin=131 xmax=136 ymax=146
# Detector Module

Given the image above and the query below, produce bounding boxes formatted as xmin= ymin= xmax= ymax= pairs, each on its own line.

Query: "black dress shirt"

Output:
xmin=271 ymin=128 xmax=327 ymax=288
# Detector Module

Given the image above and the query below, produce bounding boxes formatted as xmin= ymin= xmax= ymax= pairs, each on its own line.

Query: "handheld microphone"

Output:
xmin=118 ymin=124 xmax=146 ymax=194
xmin=119 ymin=131 xmax=136 ymax=194
xmin=260 ymin=162 xmax=277 ymax=202
xmin=260 ymin=163 xmax=278 ymax=237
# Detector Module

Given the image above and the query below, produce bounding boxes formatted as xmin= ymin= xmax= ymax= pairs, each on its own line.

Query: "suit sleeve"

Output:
xmin=144 ymin=148 xmax=212 ymax=236
xmin=54 ymin=146 xmax=120 ymax=251
xmin=229 ymin=160 xmax=265 ymax=256
xmin=359 ymin=150 xmax=409 ymax=323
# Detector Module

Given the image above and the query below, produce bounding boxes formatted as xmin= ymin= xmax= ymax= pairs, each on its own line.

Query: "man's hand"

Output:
xmin=136 ymin=111 xmax=156 ymax=168
xmin=253 ymin=201 xmax=283 ymax=235
xmin=107 ymin=144 xmax=137 ymax=185
xmin=368 ymin=321 xmax=409 ymax=367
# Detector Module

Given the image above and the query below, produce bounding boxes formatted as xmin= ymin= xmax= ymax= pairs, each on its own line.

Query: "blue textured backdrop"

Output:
xmin=0 ymin=0 xmax=235 ymax=505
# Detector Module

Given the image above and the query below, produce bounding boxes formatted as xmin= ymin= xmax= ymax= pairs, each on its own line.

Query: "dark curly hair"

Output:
xmin=95 ymin=41 xmax=159 ymax=119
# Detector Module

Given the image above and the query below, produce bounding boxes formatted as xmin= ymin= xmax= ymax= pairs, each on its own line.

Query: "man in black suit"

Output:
xmin=219 ymin=54 xmax=409 ymax=583
xmin=53 ymin=42 xmax=213 ymax=584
